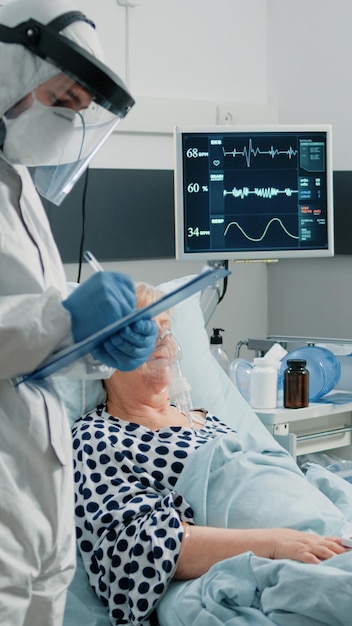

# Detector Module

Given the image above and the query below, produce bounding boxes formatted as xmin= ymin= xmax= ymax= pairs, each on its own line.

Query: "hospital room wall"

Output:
xmin=266 ymin=0 xmax=352 ymax=340
xmin=65 ymin=0 xmax=272 ymax=359
xmin=66 ymin=0 xmax=352 ymax=353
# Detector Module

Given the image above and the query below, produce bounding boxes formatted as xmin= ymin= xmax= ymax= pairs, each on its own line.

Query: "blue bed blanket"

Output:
xmin=157 ymin=431 xmax=352 ymax=626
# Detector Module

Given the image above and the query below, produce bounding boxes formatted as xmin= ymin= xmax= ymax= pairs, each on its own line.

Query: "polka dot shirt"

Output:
xmin=72 ymin=404 xmax=234 ymax=626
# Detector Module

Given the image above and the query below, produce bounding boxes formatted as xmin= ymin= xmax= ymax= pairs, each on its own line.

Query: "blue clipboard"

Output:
xmin=16 ymin=266 xmax=230 ymax=385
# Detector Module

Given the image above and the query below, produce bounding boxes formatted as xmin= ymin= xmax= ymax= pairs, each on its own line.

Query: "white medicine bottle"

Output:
xmin=249 ymin=357 xmax=278 ymax=409
xmin=210 ymin=328 xmax=230 ymax=375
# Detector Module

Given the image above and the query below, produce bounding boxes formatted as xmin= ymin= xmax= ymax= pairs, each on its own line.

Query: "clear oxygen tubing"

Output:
xmin=167 ymin=333 xmax=205 ymax=427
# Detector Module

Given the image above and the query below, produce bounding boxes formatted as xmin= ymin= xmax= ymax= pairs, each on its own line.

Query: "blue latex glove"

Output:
xmin=92 ymin=318 xmax=158 ymax=371
xmin=63 ymin=272 xmax=158 ymax=371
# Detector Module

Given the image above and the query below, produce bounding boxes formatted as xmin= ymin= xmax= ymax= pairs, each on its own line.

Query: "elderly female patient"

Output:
xmin=72 ymin=283 xmax=347 ymax=626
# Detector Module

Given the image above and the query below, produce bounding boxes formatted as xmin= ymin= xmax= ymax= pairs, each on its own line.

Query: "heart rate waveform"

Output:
xmin=223 ymin=217 xmax=299 ymax=242
xmin=222 ymin=138 xmax=298 ymax=168
xmin=224 ymin=186 xmax=298 ymax=200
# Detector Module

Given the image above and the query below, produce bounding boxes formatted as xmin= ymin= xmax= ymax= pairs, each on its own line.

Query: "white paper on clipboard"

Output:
xmin=16 ymin=266 xmax=230 ymax=385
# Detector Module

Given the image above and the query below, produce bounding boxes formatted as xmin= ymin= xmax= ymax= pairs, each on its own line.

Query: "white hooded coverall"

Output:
xmin=0 ymin=1 xmax=112 ymax=623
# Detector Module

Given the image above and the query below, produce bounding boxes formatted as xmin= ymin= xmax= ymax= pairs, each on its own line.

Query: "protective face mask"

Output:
xmin=2 ymin=96 xmax=76 ymax=166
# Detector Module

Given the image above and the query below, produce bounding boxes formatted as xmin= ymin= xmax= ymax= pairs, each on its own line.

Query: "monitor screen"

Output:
xmin=174 ymin=124 xmax=334 ymax=261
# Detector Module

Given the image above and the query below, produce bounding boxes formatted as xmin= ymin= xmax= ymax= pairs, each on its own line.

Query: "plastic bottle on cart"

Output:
xmin=249 ymin=357 xmax=278 ymax=409
xmin=284 ymin=359 xmax=309 ymax=409
xmin=210 ymin=328 xmax=230 ymax=374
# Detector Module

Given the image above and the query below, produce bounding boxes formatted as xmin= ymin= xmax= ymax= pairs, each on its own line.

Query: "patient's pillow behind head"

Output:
xmin=53 ymin=377 xmax=106 ymax=427
xmin=157 ymin=275 xmax=270 ymax=437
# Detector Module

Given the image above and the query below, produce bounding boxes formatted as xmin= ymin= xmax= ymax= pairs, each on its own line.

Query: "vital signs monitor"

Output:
xmin=174 ymin=125 xmax=334 ymax=261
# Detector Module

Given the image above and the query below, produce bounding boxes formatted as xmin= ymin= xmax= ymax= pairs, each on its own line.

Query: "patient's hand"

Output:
xmin=175 ymin=525 xmax=348 ymax=580
xmin=264 ymin=528 xmax=347 ymax=564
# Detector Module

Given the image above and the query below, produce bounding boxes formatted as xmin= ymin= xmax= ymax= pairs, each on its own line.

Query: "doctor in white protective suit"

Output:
xmin=0 ymin=0 xmax=158 ymax=624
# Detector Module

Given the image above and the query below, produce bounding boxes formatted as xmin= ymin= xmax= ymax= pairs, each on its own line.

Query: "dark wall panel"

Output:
xmin=43 ymin=168 xmax=175 ymax=262
xmin=333 ymin=171 xmax=352 ymax=255
xmin=43 ymin=168 xmax=352 ymax=262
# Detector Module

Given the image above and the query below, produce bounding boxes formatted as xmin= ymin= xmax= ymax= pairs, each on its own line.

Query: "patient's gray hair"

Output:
xmin=135 ymin=282 xmax=165 ymax=309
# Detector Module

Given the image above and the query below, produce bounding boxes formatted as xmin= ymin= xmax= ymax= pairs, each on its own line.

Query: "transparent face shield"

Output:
xmin=0 ymin=10 xmax=135 ymax=203
xmin=2 ymin=74 xmax=121 ymax=205
xmin=33 ymin=102 xmax=120 ymax=205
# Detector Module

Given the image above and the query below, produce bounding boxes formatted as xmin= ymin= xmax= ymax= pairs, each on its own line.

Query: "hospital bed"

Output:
xmin=62 ymin=275 xmax=352 ymax=626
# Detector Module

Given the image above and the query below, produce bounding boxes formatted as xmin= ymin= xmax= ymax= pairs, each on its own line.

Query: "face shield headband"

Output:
xmin=0 ymin=11 xmax=135 ymax=116
xmin=0 ymin=11 xmax=135 ymax=205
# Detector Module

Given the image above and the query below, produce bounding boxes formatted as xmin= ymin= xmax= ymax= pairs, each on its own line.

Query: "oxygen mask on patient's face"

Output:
xmin=143 ymin=328 xmax=205 ymax=427
xmin=142 ymin=328 xmax=179 ymax=393
xmin=142 ymin=329 xmax=191 ymax=403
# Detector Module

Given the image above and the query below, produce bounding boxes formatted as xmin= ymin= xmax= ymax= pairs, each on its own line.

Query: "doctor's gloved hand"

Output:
xmin=92 ymin=318 xmax=158 ymax=371
xmin=62 ymin=272 xmax=157 ymax=370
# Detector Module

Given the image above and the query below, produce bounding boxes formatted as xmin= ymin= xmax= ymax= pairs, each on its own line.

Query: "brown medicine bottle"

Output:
xmin=284 ymin=359 xmax=309 ymax=409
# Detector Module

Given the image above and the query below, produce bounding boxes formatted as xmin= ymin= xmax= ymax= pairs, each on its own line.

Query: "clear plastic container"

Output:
xmin=298 ymin=451 xmax=352 ymax=483
xmin=278 ymin=345 xmax=341 ymax=402
xmin=229 ymin=358 xmax=253 ymax=402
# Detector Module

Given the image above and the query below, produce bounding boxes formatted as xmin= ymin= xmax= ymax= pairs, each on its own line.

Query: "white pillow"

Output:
xmin=157 ymin=275 xmax=271 ymax=438
xmin=53 ymin=376 xmax=106 ymax=427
